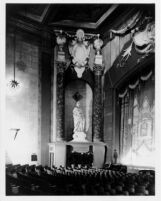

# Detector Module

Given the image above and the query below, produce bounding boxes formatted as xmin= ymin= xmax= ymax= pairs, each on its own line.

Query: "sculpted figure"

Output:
xmin=73 ymin=101 xmax=85 ymax=133
xmin=72 ymin=101 xmax=87 ymax=142
xmin=68 ymin=29 xmax=91 ymax=78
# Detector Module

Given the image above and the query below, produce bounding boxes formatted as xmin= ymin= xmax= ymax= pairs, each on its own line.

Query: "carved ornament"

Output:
xmin=69 ymin=29 xmax=91 ymax=78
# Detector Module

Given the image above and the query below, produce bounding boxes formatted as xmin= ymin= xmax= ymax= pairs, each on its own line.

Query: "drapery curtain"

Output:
xmin=119 ymin=71 xmax=155 ymax=167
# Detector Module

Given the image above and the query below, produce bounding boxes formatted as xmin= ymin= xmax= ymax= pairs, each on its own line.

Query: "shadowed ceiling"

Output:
xmin=6 ymin=4 xmax=154 ymax=37
xmin=7 ymin=4 xmax=116 ymax=23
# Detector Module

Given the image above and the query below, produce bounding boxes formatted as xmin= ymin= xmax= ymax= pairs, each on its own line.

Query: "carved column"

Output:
xmin=56 ymin=61 xmax=67 ymax=141
xmin=93 ymin=65 xmax=104 ymax=141
xmin=55 ymin=31 xmax=67 ymax=141
xmin=93 ymin=34 xmax=104 ymax=142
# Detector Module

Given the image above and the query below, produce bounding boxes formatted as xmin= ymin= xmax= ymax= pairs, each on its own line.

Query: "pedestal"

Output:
xmin=49 ymin=142 xmax=66 ymax=168
xmin=93 ymin=143 xmax=106 ymax=168
xmin=72 ymin=131 xmax=88 ymax=142
xmin=49 ymin=142 xmax=107 ymax=168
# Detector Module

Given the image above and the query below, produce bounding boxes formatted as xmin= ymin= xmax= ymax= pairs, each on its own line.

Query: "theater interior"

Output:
xmin=4 ymin=3 xmax=156 ymax=196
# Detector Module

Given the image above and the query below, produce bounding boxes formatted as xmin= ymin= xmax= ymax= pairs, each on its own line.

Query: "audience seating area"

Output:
xmin=6 ymin=164 xmax=155 ymax=196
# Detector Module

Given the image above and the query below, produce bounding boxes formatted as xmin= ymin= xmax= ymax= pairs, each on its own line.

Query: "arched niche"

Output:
xmin=64 ymin=66 xmax=94 ymax=89
xmin=65 ymin=79 xmax=93 ymax=141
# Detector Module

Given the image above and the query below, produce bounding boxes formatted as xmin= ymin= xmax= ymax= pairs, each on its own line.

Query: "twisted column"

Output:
xmin=55 ymin=31 xmax=67 ymax=141
xmin=93 ymin=65 xmax=104 ymax=141
xmin=56 ymin=61 xmax=67 ymax=141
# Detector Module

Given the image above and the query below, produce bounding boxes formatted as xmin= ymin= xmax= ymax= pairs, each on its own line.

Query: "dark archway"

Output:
xmin=65 ymin=79 xmax=93 ymax=141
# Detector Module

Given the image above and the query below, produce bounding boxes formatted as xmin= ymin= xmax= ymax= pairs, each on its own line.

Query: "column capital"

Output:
xmin=56 ymin=61 xmax=67 ymax=73
xmin=93 ymin=64 xmax=104 ymax=76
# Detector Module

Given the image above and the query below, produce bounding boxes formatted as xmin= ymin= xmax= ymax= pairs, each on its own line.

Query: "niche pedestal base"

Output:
xmin=49 ymin=141 xmax=107 ymax=169
xmin=71 ymin=131 xmax=88 ymax=142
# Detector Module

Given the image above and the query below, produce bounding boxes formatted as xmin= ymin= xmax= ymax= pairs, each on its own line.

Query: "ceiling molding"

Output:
xmin=19 ymin=5 xmax=51 ymax=23
xmin=8 ymin=17 xmax=41 ymax=34
xmin=7 ymin=17 xmax=53 ymax=37
xmin=50 ymin=20 xmax=96 ymax=29
xmin=95 ymin=4 xmax=119 ymax=28
xmin=101 ymin=7 xmax=137 ymax=44
xmin=39 ymin=5 xmax=51 ymax=23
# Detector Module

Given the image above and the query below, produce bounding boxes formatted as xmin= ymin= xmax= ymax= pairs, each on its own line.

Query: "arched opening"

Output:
xmin=65 ymin=79 xmax=93 ymax=141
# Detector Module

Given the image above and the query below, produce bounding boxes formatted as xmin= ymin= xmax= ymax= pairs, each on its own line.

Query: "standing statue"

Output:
xmin=73 ymin=101 xmax=85 ymax=133
xmin=72 ymin=101 xmax=87 ymax=142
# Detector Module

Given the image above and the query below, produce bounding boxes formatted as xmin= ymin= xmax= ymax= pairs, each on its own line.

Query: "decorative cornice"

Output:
xmin=18 ymin=5 xmax=51 ymax=23
xmin=95 ymin=4 xmax=119 ymax=28
xmin=7 ymin=17 xmax=52 ymax=37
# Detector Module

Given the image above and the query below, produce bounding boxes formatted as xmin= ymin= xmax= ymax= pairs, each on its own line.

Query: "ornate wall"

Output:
xmin=48 ymin=29 xmax=107 ymax=168
xmin=5 ymin=6 xmax=155 ymax=167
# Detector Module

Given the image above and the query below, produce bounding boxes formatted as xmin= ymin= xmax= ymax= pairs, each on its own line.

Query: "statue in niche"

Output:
xmin=72 ymin=92 xmax=88 ymax=142
xmin=73 ymin=101 xmax=85 ymax=133
xmin=69 ymin=29 xmax=91 ymax=78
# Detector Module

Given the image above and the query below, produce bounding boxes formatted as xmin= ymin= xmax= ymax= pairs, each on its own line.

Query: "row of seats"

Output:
xmin=6 ymin=164 xmax=155 ymax=195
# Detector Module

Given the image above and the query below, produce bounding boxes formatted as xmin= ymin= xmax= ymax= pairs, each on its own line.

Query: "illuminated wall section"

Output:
xmin=6 ymin=32 xmax=40 ymax=165
xmin=119 ymin=72 xmax=155 ymax=167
